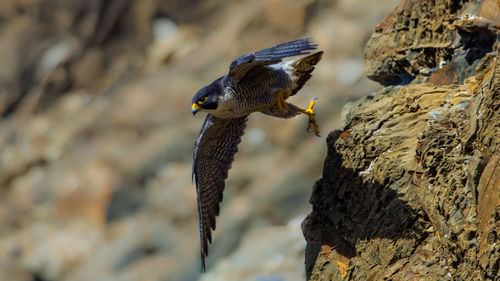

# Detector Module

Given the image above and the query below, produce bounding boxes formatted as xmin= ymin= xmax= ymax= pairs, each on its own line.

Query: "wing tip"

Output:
xmin=296 ymin=38 xmax=319 ymax=53
xmin=201 ymin=254 xmax=207 ymax=273
xmin=301 ymin=37 xmax=318 ymax=47
xmin=254 ymin=38 xmax=320 ymax=60
xmin=200 ymin=234 xmax=208 ymax=273
xmin=284 ymin=38 xmax=318 ymax=49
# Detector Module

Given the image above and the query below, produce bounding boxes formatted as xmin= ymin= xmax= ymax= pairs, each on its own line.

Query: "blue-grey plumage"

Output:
xmin=191 ymin=39 xmax=323 ymax=272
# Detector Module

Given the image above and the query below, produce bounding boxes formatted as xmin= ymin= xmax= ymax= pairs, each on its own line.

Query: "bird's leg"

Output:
xmin=294 ymin=97 xmax=320 ymax=137
xmin=270 ymin=90 xmax=291 ymax=117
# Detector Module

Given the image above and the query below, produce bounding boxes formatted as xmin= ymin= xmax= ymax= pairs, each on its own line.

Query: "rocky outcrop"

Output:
xmin=303 ymin=1 xmax=499 ymax=280
xmin=364 ymin=0 xmax=499 ymax=86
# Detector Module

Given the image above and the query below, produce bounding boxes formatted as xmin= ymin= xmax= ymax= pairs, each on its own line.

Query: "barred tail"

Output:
xmin=290 ymin=51 xmax=323 ymax=96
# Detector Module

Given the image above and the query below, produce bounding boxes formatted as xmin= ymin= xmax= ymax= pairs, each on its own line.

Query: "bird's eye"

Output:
xmin=198 ymin=97 xmax=207 ymax=104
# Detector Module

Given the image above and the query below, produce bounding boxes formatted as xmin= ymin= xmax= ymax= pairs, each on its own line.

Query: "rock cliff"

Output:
xmin=303 ymin=0 xmax=499 ymax=280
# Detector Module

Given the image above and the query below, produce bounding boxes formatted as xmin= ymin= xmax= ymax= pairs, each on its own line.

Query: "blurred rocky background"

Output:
xmin=0 ymin=0 xmax=401 ymax=281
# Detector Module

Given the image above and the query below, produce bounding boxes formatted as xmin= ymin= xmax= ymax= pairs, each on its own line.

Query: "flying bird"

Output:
xmin=191 ymin=38 xmax=323 ymax=271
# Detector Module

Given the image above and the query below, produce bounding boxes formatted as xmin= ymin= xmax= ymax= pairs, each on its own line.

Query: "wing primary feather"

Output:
xmin=228 ymin=38 xmax=318 ymax=83
xmin=193 ymin=114 xmax=248 ymax=273
xmin=253 ymin=38 xmax=317 ymax=61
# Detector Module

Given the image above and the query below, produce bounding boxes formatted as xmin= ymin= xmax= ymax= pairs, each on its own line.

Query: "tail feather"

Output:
xmin=290 ymin=51 xmax=323 ymax=96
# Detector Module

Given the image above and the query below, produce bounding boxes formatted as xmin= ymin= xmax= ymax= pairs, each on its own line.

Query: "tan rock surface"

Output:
xmin=305 ymin=0 xmax=499 ymax=280
xmin=364 ymin=0 xmax=499 ymax=86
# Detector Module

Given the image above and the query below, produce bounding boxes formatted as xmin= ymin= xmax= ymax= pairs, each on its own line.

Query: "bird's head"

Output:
xmin=191 ymin=78 xmax=223 ymax=115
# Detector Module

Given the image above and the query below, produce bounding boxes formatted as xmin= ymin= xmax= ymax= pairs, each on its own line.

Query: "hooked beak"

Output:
xmin=192 ymin=103 xmax=200 ymax=115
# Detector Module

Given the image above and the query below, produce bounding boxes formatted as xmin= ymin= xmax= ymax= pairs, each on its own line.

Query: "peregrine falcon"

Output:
xmin=191 ymin=38 xmax=323 ymax=271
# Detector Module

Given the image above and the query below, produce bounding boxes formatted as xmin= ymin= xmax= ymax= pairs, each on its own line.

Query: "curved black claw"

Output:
xmin=306 ymin=121 xmax=321 ymax=137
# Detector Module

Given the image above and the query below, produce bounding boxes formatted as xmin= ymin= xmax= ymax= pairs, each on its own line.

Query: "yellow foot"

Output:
xmin=270 ymin=90 xmax=291 ymax=117
xmin=304 ymin=97 xmax=320 ymax=137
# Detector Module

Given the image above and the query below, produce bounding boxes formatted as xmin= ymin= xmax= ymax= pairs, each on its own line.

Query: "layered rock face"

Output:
xmin=304 ymin=0 xmax=499 ymax=280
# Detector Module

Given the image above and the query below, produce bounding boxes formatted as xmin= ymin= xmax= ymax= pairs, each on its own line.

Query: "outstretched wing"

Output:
xmin=192 ymin=114 xmax=248 ymax=272
xmin=228 ymin=38 xmax=318 ymax=83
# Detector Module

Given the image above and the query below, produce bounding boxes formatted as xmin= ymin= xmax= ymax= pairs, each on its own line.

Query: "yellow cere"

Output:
xmin=192 ymin=103 xmax=200 ymax=110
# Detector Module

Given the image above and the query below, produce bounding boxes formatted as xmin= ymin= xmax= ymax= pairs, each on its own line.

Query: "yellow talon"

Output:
xmin=283 ymin=97 xmax=291 ymax=111
xmin=304 ymin=98 xmax=320 ymax=137
xmin=271 ymin=90 xmax=290 ymax=117
xmin=305 ymin=98 xmax=316 ymax=115
xmin=271 ymin=95 xmax=320 ymax=136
